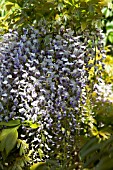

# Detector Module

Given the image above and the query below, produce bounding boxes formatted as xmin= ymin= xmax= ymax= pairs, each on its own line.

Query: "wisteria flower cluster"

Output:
xmin=94 ymin=79 xmax=113 ymax=103
xmin=0 ymin=21 xmax=105 ymax=163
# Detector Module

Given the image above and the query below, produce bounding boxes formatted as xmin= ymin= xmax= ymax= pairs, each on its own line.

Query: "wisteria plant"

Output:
xmin=0 ymin=19 xmax=106 ymax=169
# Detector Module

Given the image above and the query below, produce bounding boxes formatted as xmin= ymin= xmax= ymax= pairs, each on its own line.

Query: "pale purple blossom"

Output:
xmin=0 ymin=23 xmax=105 ymax=163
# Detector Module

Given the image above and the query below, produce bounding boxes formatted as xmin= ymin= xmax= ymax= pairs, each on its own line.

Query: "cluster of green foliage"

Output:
xmin=102 ymin=1 xmax=113 ymax=45
xmin=80 ymin=136 xmax=113 ymax=170
xmin=0 ymin=0 xmax=110 ymax=33
xmin=0 ymin=120 xmax=40 ymax=170
xmin=80 ymin=47 xmax=113 ymax=169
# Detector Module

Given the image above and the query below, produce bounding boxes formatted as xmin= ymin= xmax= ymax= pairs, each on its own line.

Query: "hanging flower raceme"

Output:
xmin=0 ymin=21 xmax=105 ymax=163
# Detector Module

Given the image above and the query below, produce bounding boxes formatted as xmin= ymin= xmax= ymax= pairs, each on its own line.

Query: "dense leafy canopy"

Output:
xmin=0 ymin=0 xmax=111 ymax=33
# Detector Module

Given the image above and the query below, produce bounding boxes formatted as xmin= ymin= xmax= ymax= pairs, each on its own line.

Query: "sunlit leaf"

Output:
xmin=91 ymin=126 xmax=99 ymax=136
xmin=30 ymin=162 xmax=47 ymax=170
xmin=29 ymin=123 xmax=40 ymax=129
xmin=38 ymin=148 xmax=44 ymax=160
xmin=5 ymin=2 xmax=14 ymax=11
xmin=64 ymin=0 xmax=72 ymax=6
xmin=81 ymin=21 xmax=87 ymax=31
xmin=23 ymin=120 xmax=40 ymax=129
xmin=0 ymin=119 xmax=21 ymax=127
xmin=98 ymin=131 xmax=110 ymax=140
xmin=0 ymin=127 xmax=18 ymax=155
xmin=108 ymin=31 xmax=113 ymax=43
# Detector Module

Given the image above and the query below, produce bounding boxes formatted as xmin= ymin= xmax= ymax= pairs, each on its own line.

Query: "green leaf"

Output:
xmin=89 ymin=4 xmax=94 ymax=14
xmin=5 ymin=128 xmax=18 ymax=155
xmin=0 ymin=162 xmax=3 ymax=170
xmin=102 ymin=7 xmax=112 ymax=18
xmin=0 ymin=127 xmax=18 ymax=155
xmin=64 ymin=0 xmax=72 ymax=6
xmin=0 ymin=119 xmax=21 ymax=127
xmin=29 ymin=123 xmax=40 ymax=129
xmin=5 ymin=2 xmax=14 ymax=11
xmin=81 ymin=21 xmax=87 ymax=31
xmin=91 ymin=126 xmax=99 ymax=136
xmin=38 ymin=148 xmax=44 ymax=160
xmin=44 ymin=35 xmax=52 ymax=45
xmin=30 ymin=162 xmax=47 ymax=170
xmin=12 ymin=164 xmax=23 ymax=170
xmin=95 ymin=153 xmax=113 ymax=170
xmin=19 ymin=145 xmax=24 ymax=156
xmin=108 ymin=31 xmax=113 ymax=44
xmin=16 ymin=165 xmax=23 ymax=170
xmin=101 ymin=135 xmax=113 ymax=150
xmin=23 ymin=120 xmax=40 ymax=129
xmin=46 ymin=159 xmax=59 ymax=166
xmin=80 ymin=137 xmax=100 ymax=159
xmin=106 ymin=21 xmax=113 ymax=31
xmin=83 ymin=152 xmax=101 ymax=168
